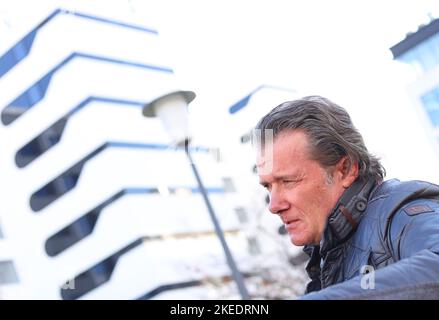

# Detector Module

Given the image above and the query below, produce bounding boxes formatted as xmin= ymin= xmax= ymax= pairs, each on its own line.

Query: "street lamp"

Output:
xmin=142 ymin=90 xmax=250 ymax=299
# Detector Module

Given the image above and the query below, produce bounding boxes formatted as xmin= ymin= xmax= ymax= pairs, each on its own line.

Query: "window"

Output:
xmin=0 ymin=260 xmax=19 ymax=284
xmin=234 ymin=207 xmax=248 ymax=223
xmin=399 ymin=33 xmax=439 ymax=77
xmin=15 ymin=117 xmax=68 ymax=168
xmin=61 ymin=238 xmax=142 ymax=300
xmin=240 ymin=132 xmax=251 ymax=144
xmin=417 ymin=40 xmax=439 ymax=72
xmin=421 ymin=86 xmax=439 ymax=128
xmin=247 ymin=237 xmax=261 ymax=255
xmin=222 ymin=177 xmax=236 ymax=192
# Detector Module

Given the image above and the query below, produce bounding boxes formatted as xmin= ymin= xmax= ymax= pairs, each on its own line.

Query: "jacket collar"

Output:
xmin=319 ymin=177 xmax=377 ymax=257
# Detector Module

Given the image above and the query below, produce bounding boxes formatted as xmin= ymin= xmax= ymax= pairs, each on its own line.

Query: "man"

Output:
xmin=255 ymin=95 xmax=439 ymax=299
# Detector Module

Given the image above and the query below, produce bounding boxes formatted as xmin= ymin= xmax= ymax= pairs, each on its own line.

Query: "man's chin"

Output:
xmin=289 ymin=234 xmax=306 ymax=247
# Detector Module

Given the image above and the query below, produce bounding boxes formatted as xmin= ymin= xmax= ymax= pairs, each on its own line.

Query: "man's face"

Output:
xmin=257 ymin=130 xmax=347 ymax=246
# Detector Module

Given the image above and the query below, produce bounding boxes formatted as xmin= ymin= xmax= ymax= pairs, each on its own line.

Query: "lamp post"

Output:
xmin=142 ymin=90 xmax=250 ymax=299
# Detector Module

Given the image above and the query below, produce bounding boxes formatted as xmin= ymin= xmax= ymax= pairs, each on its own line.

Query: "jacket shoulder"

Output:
xmin=356 ymin=179 xmax=439 ymax=263
xmin=389 ymin=198 xmax=439 ymax=259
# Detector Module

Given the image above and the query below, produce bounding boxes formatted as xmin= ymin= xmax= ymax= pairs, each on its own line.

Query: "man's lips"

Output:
xmin=285 ymin=219 xmax=300 ymax=230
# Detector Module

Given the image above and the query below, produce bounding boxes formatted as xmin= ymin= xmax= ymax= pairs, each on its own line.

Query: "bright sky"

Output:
xmin=1 ymin=0 xmax=439 ymax=182
xmin=146 ymin=0 xmax=439 ymax=182
xmin=147 ymin=0 xmax=439 ymax=183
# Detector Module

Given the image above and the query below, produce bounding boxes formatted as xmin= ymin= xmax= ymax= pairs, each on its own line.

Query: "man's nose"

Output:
xmin=268 ymin=188 xmax=289 ymax=214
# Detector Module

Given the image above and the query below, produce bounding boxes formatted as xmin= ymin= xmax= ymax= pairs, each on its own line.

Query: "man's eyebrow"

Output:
xmin=273 ymin=172 xmax=303 ymax=180
xmin=259 ymin=173 xmax=303 ymax=186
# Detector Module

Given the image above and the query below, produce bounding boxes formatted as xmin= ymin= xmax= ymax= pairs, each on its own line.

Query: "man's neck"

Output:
xmin=319 ymin=177 xmax=377 ymax=256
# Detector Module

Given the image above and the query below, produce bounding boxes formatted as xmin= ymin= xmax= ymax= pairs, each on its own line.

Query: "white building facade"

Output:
xmin=0 ymin=4 xmax=307 ymax=299
xmin=391 ymin=18 xmax=439 ymax=159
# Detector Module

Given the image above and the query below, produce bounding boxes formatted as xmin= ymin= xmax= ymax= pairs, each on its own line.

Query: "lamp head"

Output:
xmin=142 ymin=90 xmax=196 ymax=146
xmin=142 ymin=90 xmax=195 ymax=117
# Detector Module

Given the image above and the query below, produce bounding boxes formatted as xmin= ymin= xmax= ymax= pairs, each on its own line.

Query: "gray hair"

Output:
xmin=255 ymin=95 xmax=385 ymax=182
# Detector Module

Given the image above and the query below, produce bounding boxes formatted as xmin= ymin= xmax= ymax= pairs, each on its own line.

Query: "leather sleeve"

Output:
xmin=391 ymin=199 xmax=439 ymax=258
xmin=300 ymin=249 xmax=439 ymax=299
xmin=300 ymin=199 xmax=439 ymax=300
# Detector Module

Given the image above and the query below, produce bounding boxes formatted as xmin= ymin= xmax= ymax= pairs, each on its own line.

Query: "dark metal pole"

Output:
xmin=184 ymin=141 xmax=250 ymax=299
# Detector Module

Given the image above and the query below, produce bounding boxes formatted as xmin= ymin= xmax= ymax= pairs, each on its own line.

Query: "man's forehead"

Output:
xmin=254 ymin=129 xmax=314 ymax=178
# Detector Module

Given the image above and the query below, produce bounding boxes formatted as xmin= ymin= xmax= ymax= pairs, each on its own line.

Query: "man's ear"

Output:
xmin=335 ymin=156 xmax=359 ymax=188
